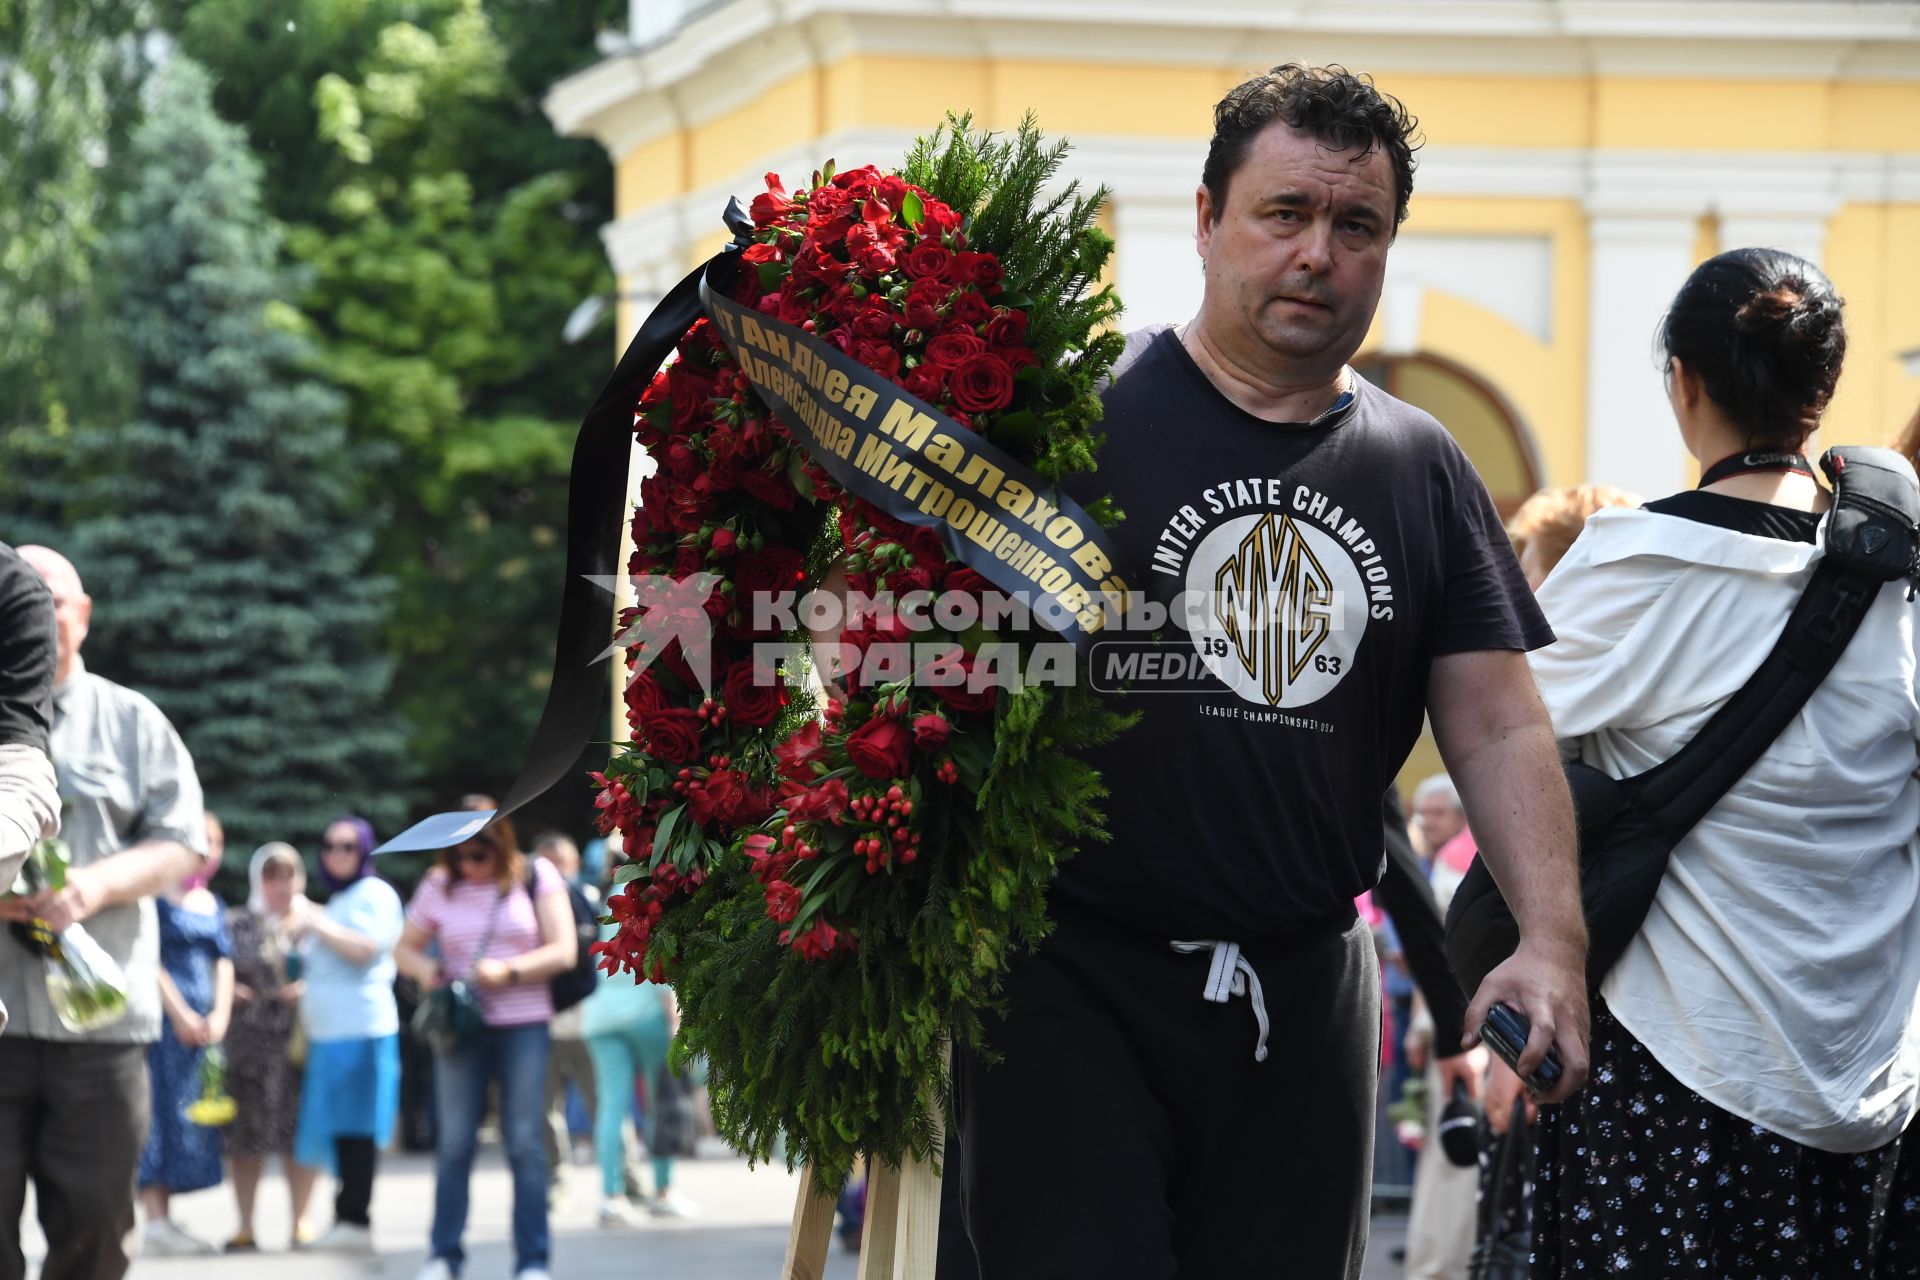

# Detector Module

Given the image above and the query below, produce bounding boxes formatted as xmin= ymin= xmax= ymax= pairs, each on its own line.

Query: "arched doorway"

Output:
xmin=1351 ymin=353 xmax=1542 ymax=517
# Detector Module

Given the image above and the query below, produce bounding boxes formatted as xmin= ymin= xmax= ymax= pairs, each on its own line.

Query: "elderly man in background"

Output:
xmin=0 ymin=547 xmax=207 ymax=1280
xmin=0 ymin=542 xmax=63 ymax=991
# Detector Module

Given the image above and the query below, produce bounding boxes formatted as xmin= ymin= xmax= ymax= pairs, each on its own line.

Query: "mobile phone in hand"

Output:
xmin=1481 ymin=1002 xmax=1563 ymax=1095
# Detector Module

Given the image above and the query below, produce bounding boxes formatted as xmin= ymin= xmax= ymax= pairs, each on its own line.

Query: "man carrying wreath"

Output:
xmin=944 ymin=64 xmax=1590 ymax=1278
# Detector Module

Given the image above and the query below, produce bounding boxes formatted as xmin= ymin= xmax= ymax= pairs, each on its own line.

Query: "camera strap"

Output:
xmin=1629 ymin=445 xmax=1920 ymax=832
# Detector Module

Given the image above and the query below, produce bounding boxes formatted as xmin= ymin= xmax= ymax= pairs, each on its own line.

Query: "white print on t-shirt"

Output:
xmin=1159 ymin=480 xmax=1398 ymax=711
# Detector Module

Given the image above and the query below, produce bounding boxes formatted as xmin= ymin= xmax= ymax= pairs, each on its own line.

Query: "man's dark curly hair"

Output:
xmin=1203 ymin=64 xmax=1421 ymax=232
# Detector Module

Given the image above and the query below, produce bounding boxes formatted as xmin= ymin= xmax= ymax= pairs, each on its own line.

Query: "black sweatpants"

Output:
xmin=939 ymin=903 xmax=1380 ymax=1280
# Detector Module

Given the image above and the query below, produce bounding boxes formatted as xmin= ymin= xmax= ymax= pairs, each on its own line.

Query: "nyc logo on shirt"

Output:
xmin=1149 ymin=476 xmax=1398 ymax=710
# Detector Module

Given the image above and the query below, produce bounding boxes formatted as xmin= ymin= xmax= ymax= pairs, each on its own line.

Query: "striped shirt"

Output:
xmin=406 ymin=858 xmax=565 ymax=1027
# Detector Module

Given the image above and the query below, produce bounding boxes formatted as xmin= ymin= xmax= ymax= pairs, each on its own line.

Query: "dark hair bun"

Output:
xmin=1661 ymin=250 xmax=1845 ymax=449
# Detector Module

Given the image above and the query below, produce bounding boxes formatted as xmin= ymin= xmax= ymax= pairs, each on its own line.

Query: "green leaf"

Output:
xmin=613 ymin=861 xmax=649 ymax=885
xmin=651 ymin=804 xmax=684 ymax=867
xmin=900 ymin=189 xmax=924 ymax=229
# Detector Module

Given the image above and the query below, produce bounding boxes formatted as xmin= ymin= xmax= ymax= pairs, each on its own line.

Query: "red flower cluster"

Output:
xmin=594 ymin=161 xmax=1029 ymax=972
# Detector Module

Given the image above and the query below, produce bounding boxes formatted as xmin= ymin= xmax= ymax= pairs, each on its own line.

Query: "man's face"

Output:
xmin=17 ymin=547 xmax=90 ymax=674
xmin=1195 ymin=122 xmax=1395 ymax=378
xmin=1414 ymin=794 xmax=1466 ymax=852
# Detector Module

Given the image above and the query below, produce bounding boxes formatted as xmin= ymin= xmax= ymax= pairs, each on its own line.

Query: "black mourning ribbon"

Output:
xmin=375 ymin=202 xmax=757 ymax=854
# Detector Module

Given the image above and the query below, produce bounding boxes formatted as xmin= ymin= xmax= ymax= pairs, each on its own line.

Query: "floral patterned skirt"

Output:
xmin=1533 ymin=998 xmax=1920 ymax=1278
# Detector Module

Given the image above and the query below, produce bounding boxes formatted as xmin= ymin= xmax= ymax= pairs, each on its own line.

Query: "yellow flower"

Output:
xmin=185 ymin=1096 xmax=237 ymax=1127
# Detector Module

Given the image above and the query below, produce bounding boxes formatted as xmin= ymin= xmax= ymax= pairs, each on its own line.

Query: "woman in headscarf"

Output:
xmin=221 ymin=842 xmax=318 ymax=1251
xmin=289 ymin=816 xmax=404 ymax=1255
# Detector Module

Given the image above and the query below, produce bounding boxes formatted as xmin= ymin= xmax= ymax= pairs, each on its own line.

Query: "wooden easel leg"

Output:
xmin=857 ymin=1157 xmax=902 ymax=1279
xmin=781 ymin=1165 xmax=837 ymax=1280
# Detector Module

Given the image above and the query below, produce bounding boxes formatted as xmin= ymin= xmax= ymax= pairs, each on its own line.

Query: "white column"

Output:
xmin=1583 ymin=212 xmax=1699 ymax=497
xmin=1714 ymin=213 xmax=1832 ymax=273
xmin=1112 ymin=196 xmax=1204 ymax=330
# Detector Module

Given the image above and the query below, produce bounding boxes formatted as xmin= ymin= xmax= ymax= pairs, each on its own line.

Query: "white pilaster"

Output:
xmin=1112 ymin=196 xmax=1204 ymax=330
xmin=1712 ymin=213 xmax=1833 ymax=273
xmin=1583 ymin=212 xmax=1698 ymax=497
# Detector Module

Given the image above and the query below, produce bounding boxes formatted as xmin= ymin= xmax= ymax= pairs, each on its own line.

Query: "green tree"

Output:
xmin=42 ymin=56 xmax=408 ymax=856
xmin=169 ymin=0 xmax=620 ymax=822
xmin=0 ymin=0 xmax=153 ymax=430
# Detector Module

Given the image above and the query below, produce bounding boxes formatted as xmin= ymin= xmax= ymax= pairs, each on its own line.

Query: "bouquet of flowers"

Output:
xmin=184 ymin=1046 xmax=237 ymax=1127
xmin=591 ymin=116 xmax=1135 ymax=1187
xmin=8 ymin=838 xmax=129 ymax=1033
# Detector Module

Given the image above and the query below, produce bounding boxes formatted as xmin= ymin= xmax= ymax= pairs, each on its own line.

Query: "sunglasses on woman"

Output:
xmin=455 ymin=842 xmax=498 ymax=865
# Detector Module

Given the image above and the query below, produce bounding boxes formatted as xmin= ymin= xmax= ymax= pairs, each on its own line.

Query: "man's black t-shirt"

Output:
xmin=0 ymin=542 xmax=55 ymax=755
xmin=1056 ymin=328 xmax=1553 ymax=939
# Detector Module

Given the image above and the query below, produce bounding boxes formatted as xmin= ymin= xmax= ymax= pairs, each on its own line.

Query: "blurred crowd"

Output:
xmin=0 ymin=543 xmax=699 ymax=1280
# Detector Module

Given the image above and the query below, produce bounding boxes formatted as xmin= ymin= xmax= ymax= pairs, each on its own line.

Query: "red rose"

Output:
xmin=777 ymin=283 xmax=812 ymax=326
xmin=950 ymin=290 xmax=993 ymax=328
xmin=710 ymin=527 xmax=739 ymax=557
xmin=949 ymin=353 xmax=1015 ymax=413
xmin=846 ymin=714 xmax=913 ymax=779
xmin=775 ymin=721 xmax=826 ymax=780
xmin=953 ymin=251 xmax=1003 ymax=293
xmin=906 ymin=526 xmax=946 ymax=567
xmin=929 ymin=649 xmax=999 ymax=716
xmin=723 ymin=659 xmax=786 ymax=728
xmin=854 ymin=339 xmax=901 ymax=379
xmin=903 ymin=363 xmax=945 ymax=403
xmin=852 ymin=300 xmax=896 ymax=339
xmin=626 ymin=671 xmax=668 ymax=718
xmin=740 ymin=467 xmax=799 ymax=512
xmin=1000 ymin=346 xmax=1039 ymax=373
xmin=738 ymin=546 xmax=805 ymax=599
xmin=853 ymin=239 xmax=896 ymax=277
xmin=985 ymin=310 xmax=1029 ymax=349
xmin=913 ymin=713 xmax=951 ymax=751
xmin=926 ymin=331 xmax=987 ymax=369
xmin=903 ymin=242 xmax=953 ymax=282
xmin=741 ymin=241 xmax=783 ymax=265
xmin=921 ymin=199 xmax=962 ymax=237
xmin=876 ymin=174 xmax=909 ymax=211
xmin=765 ymin=880 xmax=802 ymax=924
xmin=784 ymin=776 xmax=849 ymax=824
xmin=943 ymin=567 xmax=992 ymax=597
xmin=885 ymin=563 xmax=934 ymax=595
xmin=904 ymin=281 xmax=948 ymax=331
xmin=639 ymin=707 xmax=704 ymax=764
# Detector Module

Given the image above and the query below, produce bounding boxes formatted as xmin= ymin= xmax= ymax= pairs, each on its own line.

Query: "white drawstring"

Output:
xmin=1170 ymin=940 xmax=1270 ymax=1062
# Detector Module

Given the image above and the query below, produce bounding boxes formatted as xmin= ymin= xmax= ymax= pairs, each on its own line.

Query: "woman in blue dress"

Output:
xmin=139 ymin=811 xmax=236 ymax=1256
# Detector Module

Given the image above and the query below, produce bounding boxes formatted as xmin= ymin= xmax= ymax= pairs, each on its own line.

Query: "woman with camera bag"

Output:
xmin=1525 ymin=249 xmax=1920 ymax=1276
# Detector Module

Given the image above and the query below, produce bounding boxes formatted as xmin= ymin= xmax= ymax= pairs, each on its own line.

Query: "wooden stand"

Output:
xmin=781 ymin=1122 xmax=943 ymax=1279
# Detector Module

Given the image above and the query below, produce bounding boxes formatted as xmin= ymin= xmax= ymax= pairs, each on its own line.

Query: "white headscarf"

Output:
xmin=247 ymin=842 xmax=307 ymax=921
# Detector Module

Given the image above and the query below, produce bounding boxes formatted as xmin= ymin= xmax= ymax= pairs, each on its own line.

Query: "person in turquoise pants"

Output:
xmin=579 ymin=923 xmax=691 ymax=1226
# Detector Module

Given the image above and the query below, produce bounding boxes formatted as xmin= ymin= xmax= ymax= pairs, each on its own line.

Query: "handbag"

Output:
xmin=410 ymin=887 xmax=508 ymax=1056
xmin=648 ymin=1062 xmax=701 ymax=1159
xmin=1445 ymin=446 xmax=1920 ymax=993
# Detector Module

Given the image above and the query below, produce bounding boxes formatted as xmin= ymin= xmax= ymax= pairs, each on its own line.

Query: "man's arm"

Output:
xmin=0 ymin=838 xmax=200 ymax=932
xmin=1427 ymin=648 xmax=1590 ymax=1103
xmin=0 ymin=745 xmax=59 ymax=887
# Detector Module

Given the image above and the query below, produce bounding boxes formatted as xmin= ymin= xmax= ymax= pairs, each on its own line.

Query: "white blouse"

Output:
xmin=1530 ymin=505 xmax=1920 ymax=1153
